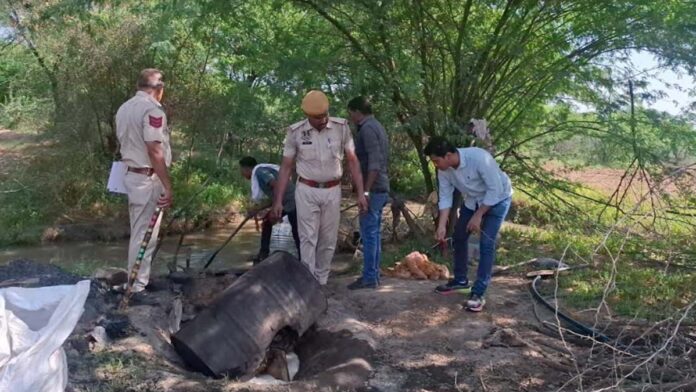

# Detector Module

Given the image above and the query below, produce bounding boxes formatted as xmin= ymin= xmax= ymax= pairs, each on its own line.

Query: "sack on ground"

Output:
xmin=383 ymin=251 xmax=449 ymax=280
xmin=0 ymin=280 xmax=90 ymax=392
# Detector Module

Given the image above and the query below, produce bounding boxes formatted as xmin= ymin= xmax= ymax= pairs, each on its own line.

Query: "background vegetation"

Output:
xmin=1 ymin=0 xmax=695 ymax=320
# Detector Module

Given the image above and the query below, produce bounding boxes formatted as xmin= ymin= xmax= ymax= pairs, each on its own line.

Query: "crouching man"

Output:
xmin=239 ymin=156 xmax=300 ymax=263
xmin=424 ymin=136 xmax=512 ymax=312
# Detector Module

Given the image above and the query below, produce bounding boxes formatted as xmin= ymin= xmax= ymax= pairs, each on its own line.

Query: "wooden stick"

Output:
xmin=120 ymin=207 xmax=163 ymax=310
xmin=203 ymin=215 xmax=253 ymax=270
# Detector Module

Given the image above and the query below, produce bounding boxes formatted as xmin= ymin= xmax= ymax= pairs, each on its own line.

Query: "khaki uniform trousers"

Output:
xmin=124 ymin=172 xmax=164 ymax=292
xmin=295 ymin=181 xmax=341 ymax=285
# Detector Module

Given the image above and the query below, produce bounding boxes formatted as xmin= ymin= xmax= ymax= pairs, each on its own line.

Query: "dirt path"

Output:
xmin=324 ymin=275 xmax=567 ymax=392
xmin=0 ymin=128 xmax=33 ymax=178
xmin=14 ymin=254 xmax=689 ymax=392
xmin=62 ymin=267 xmax=574 ymax=392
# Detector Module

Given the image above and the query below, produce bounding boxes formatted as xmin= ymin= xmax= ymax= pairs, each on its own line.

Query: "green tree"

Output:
xmin=285 ymin=0 xmax=696 ymax=193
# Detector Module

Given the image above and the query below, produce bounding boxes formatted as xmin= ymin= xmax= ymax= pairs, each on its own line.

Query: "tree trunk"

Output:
xmin=10 ymin=8 xmax=61 ymax=121
xmin=215 ymin=133 xmax=227 ymax=167
xmin=405 ymin=130 xmax=433 ymax=194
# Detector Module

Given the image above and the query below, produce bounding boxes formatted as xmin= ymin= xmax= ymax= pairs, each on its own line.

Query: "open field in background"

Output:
xmin=546 ymin=161 xmax=696 ymax=198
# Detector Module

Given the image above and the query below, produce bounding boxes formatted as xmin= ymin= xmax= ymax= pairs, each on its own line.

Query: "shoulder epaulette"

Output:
xmin=288 ymin=119 xmax=308 ymax=132
xmin=329 ymin=117 xmax=348 ymax=125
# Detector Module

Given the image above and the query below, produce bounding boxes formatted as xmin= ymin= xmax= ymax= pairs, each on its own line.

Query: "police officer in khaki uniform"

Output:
xmin=272 ymin=90 xmax=368 ymax=285
xmin=115 ymin=68 xmax=172 ymax=297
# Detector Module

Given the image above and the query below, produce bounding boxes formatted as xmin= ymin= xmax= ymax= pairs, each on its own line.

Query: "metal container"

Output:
xmin=170 ymin=251 xmax=326 ymax=378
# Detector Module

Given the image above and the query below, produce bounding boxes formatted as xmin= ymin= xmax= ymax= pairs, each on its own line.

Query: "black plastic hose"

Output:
xmin=530 ymin=275 xmax=612 ymax=343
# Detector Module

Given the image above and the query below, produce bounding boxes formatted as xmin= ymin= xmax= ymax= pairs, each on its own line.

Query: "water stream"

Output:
xmin=0 ymin=224 xmax=262 ymax=275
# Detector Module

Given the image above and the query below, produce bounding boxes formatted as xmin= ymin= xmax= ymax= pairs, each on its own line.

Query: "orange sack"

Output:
xmin=383 ymin=251 xmax=449 ymax=280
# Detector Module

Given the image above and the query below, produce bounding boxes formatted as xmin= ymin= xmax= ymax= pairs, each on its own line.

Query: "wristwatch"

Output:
xmin=364 ymin=191 xmax=370 ymax=197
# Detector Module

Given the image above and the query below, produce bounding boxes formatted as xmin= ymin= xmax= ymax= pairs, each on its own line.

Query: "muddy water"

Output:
xmin=0 ymin=224 xmax=261 ymax=274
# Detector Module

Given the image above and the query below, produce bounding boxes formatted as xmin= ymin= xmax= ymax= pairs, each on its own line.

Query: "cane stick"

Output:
xmin=120 ymin=207 xmax=163 ymax=310
xmin=203 ymin=215 xmax=253 ymax=270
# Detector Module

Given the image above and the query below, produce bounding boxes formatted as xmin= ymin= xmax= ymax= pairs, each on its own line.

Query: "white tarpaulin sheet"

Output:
xmin=0 ymin=280 xmax=90 ymax=392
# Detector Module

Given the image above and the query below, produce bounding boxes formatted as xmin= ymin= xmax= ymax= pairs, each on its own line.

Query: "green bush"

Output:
xmin=170 ymin=152 xmax=247 ymax=222
xmin=390 ymin=149 xmax=428 ymax=197
xmin=0 ymin=96 xmax=51 ymax=131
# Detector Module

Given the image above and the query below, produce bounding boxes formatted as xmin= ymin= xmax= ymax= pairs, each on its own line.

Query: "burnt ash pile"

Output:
xmin=1 ymin=257 xmax=376 ymax=391
xmin=0 ymin=258 xmax=89 ymax=286
xmin=162 ymin=252 xmax=376 ymax=389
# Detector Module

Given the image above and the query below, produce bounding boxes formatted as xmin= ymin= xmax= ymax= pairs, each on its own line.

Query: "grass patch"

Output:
xmin=498 ymin=224 xmax=696 ymax=322
xmin=560 ymin=266 xmax=696 ymax=320
xmin=498 ymin=225 xmax=595 ymax=267
xmin=68 ymin=350 xmax=157 ymax=392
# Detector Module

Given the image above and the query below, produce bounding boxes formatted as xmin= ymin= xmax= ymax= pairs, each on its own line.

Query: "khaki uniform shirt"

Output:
xmin=116 ymin=91 xmax=171 ymax=168
xmin=282 ymin=117 xmax=355 ymax=183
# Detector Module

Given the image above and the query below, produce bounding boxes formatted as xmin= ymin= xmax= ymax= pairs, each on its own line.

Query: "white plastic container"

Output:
xmin=269 ymin=215 xmax=297 ymax=257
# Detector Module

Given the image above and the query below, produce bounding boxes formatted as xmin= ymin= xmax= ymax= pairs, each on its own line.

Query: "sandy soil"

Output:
xmin=324 ymin=275 xmax=571 ymax=392
xmin=55 ymin=264 xmax=576 ymax=392
xmin=4 ymin=247 xmax=692 ymax=391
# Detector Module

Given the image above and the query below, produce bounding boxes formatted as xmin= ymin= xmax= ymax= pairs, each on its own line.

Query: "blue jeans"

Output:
xmin=452 ymin=197 xmax=511 ymax=296
xmin=359 ymin=192 xmax=389 ymax=284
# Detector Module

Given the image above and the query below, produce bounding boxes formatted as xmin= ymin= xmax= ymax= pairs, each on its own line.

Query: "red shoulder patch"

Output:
xmin=149 ymin=115 xmax=163 ymax=128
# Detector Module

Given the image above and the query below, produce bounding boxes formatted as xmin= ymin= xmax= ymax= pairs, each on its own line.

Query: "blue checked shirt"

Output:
xmin=437 ymin=147 xmax=512 ymax=211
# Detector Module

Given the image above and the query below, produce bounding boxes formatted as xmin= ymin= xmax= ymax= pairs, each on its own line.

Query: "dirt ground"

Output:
xmin=4 ymin=254 xmax=694 ymax=392
xmin=1 ymin=257 xmax=580 ymax=392
xmin=324 ymin=275 xmax=572 ymax=392
xmin=49 ymin=260 xmax=580 ymax=392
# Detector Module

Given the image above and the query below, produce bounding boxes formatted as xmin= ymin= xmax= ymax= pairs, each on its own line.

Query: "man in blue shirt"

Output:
xmin=424 ymin=136 xmax=512 ymax=312
xmin=239 ymin=156 xmax=300 ymax=264
xmin=346 ymin=96 xmax=390 ymax=290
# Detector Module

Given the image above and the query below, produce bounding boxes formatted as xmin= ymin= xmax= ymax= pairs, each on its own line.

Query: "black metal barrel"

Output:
xmin=171 ymin=251 xmax=327 ymax=378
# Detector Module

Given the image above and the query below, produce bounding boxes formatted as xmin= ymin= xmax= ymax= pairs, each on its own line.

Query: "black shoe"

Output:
xmin=434 ymin=279 xmax=471 ymax=295
xmin=347 ymin=278 xmax=379 ymax=290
